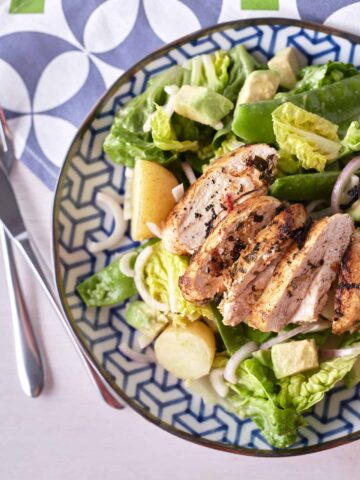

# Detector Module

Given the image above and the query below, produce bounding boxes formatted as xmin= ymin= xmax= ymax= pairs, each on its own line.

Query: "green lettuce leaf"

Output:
xmin=103 ymin=65 xmax=185 ymax=166
xmin=144 ymin=242 xmax=214 ymax=324
xmin=227 ymin=358 xmax=303 ymax=448
xmin=223 ymin=45 xmax=260 ymax=103
xmin=103 ymin=121 xmax=175 ymax=167
xmin=183 ymin=50 xmax=230 ymax=92
xmin=151 ymin=106 xmax=198 ymax=152
xmin=277 ymin=355 xmax=358 ymax=412
xmin=272 ymin=102 xmax=341 ymax=171
xmin=287 ymin=61 xmax=359 ymax=95
xmin=214 ymin=133 xmax=244 ymax=158
xmin=118 ymin=65 xmax=185 ymax=133
xmin=277 ymin=149 xmax=302 ymax=176
xmin=341 ymin=120 xmax=360 ymax=152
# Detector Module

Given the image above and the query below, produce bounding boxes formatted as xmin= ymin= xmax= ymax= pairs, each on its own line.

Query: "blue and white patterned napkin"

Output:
xmin=0 ymin=0 xmax=359 ymax=190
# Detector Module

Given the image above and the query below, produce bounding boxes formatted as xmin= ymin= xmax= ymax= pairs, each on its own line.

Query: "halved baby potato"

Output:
xmin=131 ymin=159 xmax=178 ymax=241
xmin=154 ymin=321 xmax=216 ymax=380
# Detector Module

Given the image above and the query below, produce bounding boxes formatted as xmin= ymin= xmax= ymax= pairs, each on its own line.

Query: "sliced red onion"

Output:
xmin=260 ymin=320 xmax=330 ymax=351
xmin=88 ymin=191 xmax=127 ymax=253
xmin=310 ymin=206 xmax=333 ymax=220
xmin=181 ymin=161 xmax=197 ymax=185
xmin=306 ymin=199 xmax=327 ymax=214
xmin=119 ymin=251 xmax=137 ymax=277
xmin=137 ymin=332 xmax=153 ymax=350
xmin=172 ymin=183 xmax=184 ymax=202
xmin=119 ymin=344 xmax=156 ymax=363
xmin=134 ymin=246 xmax=169 ymax=312
xmin=319 ymin=346 xmax=360 ymax=361
xmin=209 ymin=368 xmax=229 ymax=398
xmin=223 ymin=342 xmax=258 ymax=384
xmin=146 ymin=222 xmax=163 ymax=239
xmin=123 ymin=168 xmax=133 ymax=221
xmin=331 ymin=155 xmax=360 ymax=213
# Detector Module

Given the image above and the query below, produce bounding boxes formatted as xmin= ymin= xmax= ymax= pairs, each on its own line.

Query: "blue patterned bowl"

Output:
xmin=52 ymin=18 xmax=360 ymax=456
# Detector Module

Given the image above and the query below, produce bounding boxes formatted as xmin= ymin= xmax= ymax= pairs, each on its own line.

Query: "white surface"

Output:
xmin=1 ymin=166 xmax=360 ymax=479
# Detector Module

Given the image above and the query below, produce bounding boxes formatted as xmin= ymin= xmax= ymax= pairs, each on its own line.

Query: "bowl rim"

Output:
xmin=52 ymin=17 xmax=360 ymax=457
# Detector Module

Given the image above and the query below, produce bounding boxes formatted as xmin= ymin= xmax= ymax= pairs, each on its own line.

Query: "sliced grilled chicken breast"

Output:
xmin=162 ymin=144 xmax=278 ymax=255
xmin=179 ymin=196 xmax=282 ymax=304
xmin=247 ymin=214 xmax=354 ymax=332
xmin=221 ymin=203 xmax=308 ymax=326
xmin=291 ymin=263 xmax=338 ymax=323
xmin=333 ymin=230 xmax=360 ymax=334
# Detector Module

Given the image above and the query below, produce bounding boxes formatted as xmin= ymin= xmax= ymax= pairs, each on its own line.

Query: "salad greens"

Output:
xmin=283 ymin=61 xmax=359 ymax=95
xmin=78 ymin=45 xmax=360 ymax=449
xmin=151 ymin=106 xmax=199 ymax=152
xmin=272 ymin=102 xmax=341 ymax=172
xmin=232 ymin=75 xmax=360 ymax=144
xmin=183 ymin=50 xmax=230 ymax=92
xmin=144 ymin=242 xmax=214 ymax=325
xmin=227 ymin=358 xmax=304 ymax=448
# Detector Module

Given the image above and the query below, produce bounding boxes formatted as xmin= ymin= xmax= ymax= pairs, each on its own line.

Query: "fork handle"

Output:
xmin=14 ymin=233 xmax=124 ymax=409
xmin=0 ymin=226 xmax=44 ymax=397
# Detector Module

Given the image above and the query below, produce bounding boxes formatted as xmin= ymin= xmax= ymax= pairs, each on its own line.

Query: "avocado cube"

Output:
xmin=237 ymin=70 xmax=280 ymax=105
xmin=268 ymin=46 xmax=300 ymax=89
xmin=271 ymin=339 xmax=319 ymax=379
xmin=173 ymin=85 xmax=233 ymax=127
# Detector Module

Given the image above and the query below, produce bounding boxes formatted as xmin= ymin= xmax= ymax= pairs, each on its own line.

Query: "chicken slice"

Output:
xmin=291 ymin=263 xmax=339 ymax=323
xmin=247 ymin=214 xmax=354 ymax=332
xmin=179 ymin=196 xmax=282 ymax=305
xmin=162 ymin=144 xmax=278 ymax=255
xmin=221 ymin=203 xmax=308 ymax=326
xmin=333 ymin=230 xmax=360 ymax=334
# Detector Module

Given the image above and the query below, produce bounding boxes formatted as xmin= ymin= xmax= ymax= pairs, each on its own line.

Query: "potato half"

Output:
xmin=131 ymin=159 xmax=178 ymax=241
xmin=154 ymin=321 xmax=216 ymax=380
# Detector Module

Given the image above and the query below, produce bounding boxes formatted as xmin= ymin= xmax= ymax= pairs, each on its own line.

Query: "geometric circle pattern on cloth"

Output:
xmin=53 ymin=20 xmax=360 ymax=456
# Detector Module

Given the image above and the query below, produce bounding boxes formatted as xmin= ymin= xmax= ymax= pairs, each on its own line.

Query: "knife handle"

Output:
xmin=0 ymin=226 xmax=44 ymax=397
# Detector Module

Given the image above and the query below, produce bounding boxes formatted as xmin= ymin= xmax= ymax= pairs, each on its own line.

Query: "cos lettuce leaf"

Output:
xmin=223 ymin=45 xmax=259 ymax=103
xmin=277 ymin=355 xmax=358 ymax=412
xmin=227 ymin=358 xmax=303 ymax=448
xmin=183 ymin=50 xmax=230 ymax=93
xmin=341 ymin=120 xmax=360 ymax=153
xmin=287 ymin=61 xmax=359 ymax=95
xmin=151 ymin=106 xmax=198 ymax=152
xmin=144 ymin=242 xmax=214 ymax=324
xmin=104 ymin=65 xmax=185 ymax=166
xmin=214 ymin=133 xmax=244 ymax=158
xmin=272 ymin=102 xmax=341 ymax=172
xmin=104 ymin=121 xmax=175 ymax=167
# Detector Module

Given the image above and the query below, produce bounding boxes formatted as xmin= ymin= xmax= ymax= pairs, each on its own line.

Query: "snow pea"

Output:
xmin=77 ymin=256 xmax=137 ymax=307
xmin=77 ymin=239 xmax=159 ymax=307
xmin=232 ymin=75 xmax=360 ymax=143
xmin=270 ymin=171 xmax=340 ymax=201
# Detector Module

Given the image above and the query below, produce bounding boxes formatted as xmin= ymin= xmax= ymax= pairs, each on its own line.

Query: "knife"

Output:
xmin=0 ymin=162 xmax=124 ymax=408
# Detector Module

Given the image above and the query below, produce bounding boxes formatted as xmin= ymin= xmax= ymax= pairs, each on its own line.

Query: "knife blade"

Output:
xmin=0 ymin=166 xmax=48 ymax=286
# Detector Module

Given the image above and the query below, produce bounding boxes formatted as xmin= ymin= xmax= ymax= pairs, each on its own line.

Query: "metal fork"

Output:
xmin=0 ymin=109 xmax=123 ymax=408
xmin=0 ymin=116 xmax=44 ymax=397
